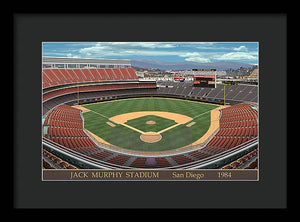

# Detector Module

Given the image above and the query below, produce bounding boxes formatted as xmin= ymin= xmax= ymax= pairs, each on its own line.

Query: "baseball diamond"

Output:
xmin=125 ymin=115 xmax=178 ymax=133
xmin=81 ymin=98 xmax=219 ymax=152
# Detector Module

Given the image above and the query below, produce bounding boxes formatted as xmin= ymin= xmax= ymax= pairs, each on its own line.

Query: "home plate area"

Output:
xmin=140 ymin=132 xmax=162 ymax=143
xmin=109 ymin=111 xmax=193 ymax=144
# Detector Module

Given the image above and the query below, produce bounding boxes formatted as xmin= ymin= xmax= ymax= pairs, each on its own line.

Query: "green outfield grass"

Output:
xmin=82 ymin=98 xmax=218 ymax=151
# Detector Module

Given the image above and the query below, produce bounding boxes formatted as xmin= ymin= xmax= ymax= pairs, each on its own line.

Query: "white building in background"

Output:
xmin=135 ymin=71 xmax=145 ymax=78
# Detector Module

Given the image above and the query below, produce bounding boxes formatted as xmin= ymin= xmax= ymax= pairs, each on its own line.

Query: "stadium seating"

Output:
xmin=221 ymin=149 xmax=258 ymax=169
xmin=42 ymin=66 xmax=258 ymax=169
xmin=43 ymin=82 xmax=156 ymax=102
xmin=171 ymin=155 xmax=194 ymax=165
xmin=89 ymin=150 xmax=113 ymax=160
xmin=43 ymin=149 xmax=77 ymax=169
xmin=154 ymin=157 xmax=172 ymax=168
xmin=125 ymin=157 xmax=173 ymax=168
xmin=201 ymin=104 xmax=258 ymax=156
xmin=106 ymin=155 xmax=131 ymax=165
xmin=187 ymin=150 xmax=211 ymax=160
xmin=43 ymin=160 xmax=55 ymax=169
xmin=42 ymin=68 xmax=139 ymax=89
xmin=129 ymin=158 xmax=147 ymax=168
xmin=156 ymin=81 xmax=258 ymax=103
xmin=245 ymin=158 xmax=258 ymax=169
xmin=44 ymin=105 xmax=101 ymax=156
xmin=43 ymin=102 xmax=258 ymax=169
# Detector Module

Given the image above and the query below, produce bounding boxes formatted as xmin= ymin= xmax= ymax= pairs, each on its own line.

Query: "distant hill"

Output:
xmin=131 ymin=58 xmax=254 ymax=71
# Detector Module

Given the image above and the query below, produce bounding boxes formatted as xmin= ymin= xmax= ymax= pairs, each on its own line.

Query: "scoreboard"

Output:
xmin=193 ymin=75 xmax=216 ymax=88
xmin=174 ymin=77 xmax=185 ymax=82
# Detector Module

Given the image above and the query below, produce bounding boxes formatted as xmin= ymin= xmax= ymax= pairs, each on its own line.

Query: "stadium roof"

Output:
xmin=42 ymin=57 xmax=131 ymax=65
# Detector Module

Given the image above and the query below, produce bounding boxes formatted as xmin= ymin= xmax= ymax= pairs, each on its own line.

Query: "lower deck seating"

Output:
xmin=106 ymin=155 xmax=131 ymax=165
xmin=188 ymin=150 xmax=211 ymax=160
xmin=43 ymin=102 xmax=258 ymax=169
xmin=245 ymin=158 xmax=258 ymax=169
xmin=171 ymin=155 xmax=194 ymax=165
xmin=43 ymin=159 xmax=55 ymax=169
xmin=129 ymin=158 xmax=147 ymax=168
xmin=43 ymin=105 xmax=102 ymax=157
xmin=201 ymin=104 xmax=258 ymax=155
xmin=89 ymin=150 xmax=113 ymax=160
xmin=221 ymin=149 xmax=258 ymax=169
xmin=43 ymin=149 xmax=77 ymax=169
xmin=154 ymin=157 xmax=172 ymax=167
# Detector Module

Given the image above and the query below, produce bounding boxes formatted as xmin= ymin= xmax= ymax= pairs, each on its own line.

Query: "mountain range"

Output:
xmin=131 ymin=59 xmax=254 ymax=71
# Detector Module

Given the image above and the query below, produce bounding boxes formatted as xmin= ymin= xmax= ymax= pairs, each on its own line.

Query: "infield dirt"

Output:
xmin=83 ymin=105 xmax=228 ymax=155
xmin=140 ymin=132 xmax=162 ymax=143
xmin=72 ymin=105 xmax=91 ymax=113
xmin=109 ymin=111 xmax=192 ymax=125
xmin=79 ymin=98 xmax=228 ymax=154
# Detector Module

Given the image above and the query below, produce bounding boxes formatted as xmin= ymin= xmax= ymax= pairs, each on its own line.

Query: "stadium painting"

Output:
xmin=42 ymin=42 xmax=259 ymax=181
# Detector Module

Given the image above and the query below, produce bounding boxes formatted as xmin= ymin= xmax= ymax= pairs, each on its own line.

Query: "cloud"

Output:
xmin=178 ymin=52 xmax=211 ymax=63
xmin=131 ymin=42 xmax=176 ymax=48
xmin=185 ymin=57 xmax=211 ymax=63
xmin=190 ymin=42 xmax=215 ymax=45
xmin=43 ymin=42 xmax=258 ymax=64
xmin=77 ymin=42 xmax=217 ymax=56
xmin=65 ymin=53 xmax=80 ymax=58
xmin=94 ymin=42 xmax=176 ymax=49
xmin=77 ymin=44 xmax=213 ymax=63
xmin=79 ymin=44 xmax=110 ymax=54
xmin=77 ymin=42 xmax=179 ymax=58
xmin=233 ymin=45 xmax=248 ymax=51
xmin=214 ymin=51 xmax=257 ymax=61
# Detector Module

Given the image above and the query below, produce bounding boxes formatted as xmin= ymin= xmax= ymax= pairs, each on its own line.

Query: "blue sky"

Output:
xmin=42 ymin=42 xmax=258 ymax=65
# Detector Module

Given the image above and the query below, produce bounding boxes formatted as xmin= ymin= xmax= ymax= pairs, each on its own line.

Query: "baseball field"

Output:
xmin=80 ymin=98 xmax=220 ymax=152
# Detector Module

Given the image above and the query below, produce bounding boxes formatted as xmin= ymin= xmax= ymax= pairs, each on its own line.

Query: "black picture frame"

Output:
xmin=13 ymin=12 xmax=287 ymax=211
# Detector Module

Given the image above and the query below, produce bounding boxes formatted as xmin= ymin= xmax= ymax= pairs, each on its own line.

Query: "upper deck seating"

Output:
xmin=42 ymin=68 xmax=139 ymax=89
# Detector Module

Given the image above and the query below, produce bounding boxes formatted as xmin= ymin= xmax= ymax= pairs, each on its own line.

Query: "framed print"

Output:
xmin=41 ymin=42 xmax=259 ymax=181
xmin=14 ymin=13 xmax=286 ymax=209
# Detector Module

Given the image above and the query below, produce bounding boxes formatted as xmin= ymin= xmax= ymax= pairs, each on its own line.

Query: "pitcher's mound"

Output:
xmin=146 ymin=121 xmax=156 ymax=125
xmin=140 ymin=132 xmax=162 ymax=143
